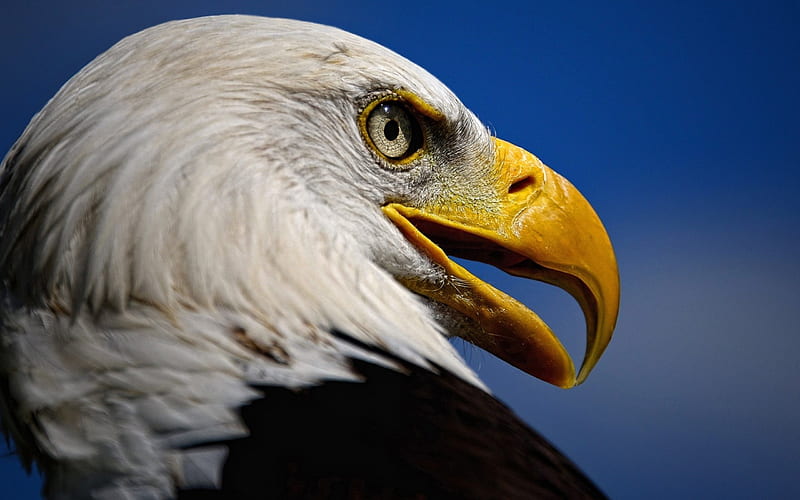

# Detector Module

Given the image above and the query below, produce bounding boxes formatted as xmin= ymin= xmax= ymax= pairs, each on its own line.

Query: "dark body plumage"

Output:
xmin=179 ymin=334 xmax=606 ymax=500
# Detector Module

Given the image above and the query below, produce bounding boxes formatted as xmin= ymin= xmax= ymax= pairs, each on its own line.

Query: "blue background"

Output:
xmin=2 ymin=1 xmax=798 ymax=498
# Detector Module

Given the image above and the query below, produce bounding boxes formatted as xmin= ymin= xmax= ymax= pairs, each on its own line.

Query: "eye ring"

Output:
xmin=361 ymin=99 xmax=424 ymax=163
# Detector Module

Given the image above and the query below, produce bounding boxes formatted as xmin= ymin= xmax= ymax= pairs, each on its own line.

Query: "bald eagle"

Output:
xmin=0 ymin=15 xmax=619 ymax=500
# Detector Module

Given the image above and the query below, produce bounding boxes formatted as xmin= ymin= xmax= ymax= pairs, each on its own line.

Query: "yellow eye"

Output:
xmin=365 ymin=101 xmax=422 ymax=160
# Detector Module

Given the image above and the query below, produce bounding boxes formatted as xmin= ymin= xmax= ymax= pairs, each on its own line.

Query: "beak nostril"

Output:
xmin=508 ymin=176 xmax=535 ymax=195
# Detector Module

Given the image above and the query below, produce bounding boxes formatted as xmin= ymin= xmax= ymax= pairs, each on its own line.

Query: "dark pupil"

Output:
xmin=384 ymin=120 xmax=400 ymax=141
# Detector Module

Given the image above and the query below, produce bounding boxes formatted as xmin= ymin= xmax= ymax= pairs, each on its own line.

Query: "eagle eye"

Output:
xmin=364 ymin=101 xmax=423 ymax=161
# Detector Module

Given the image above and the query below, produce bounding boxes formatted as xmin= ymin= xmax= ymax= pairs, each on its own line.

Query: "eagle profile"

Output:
xmin=0 ymin=15 xmax=619 ymax=499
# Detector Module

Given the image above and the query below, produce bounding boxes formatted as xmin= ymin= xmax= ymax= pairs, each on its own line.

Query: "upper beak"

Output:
xmin=382 ymin=138 xmax=619 ymax=387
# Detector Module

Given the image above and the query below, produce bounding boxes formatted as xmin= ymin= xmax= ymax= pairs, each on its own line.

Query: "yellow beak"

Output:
xmin=382 ymin=138 xmax=619 ymax=388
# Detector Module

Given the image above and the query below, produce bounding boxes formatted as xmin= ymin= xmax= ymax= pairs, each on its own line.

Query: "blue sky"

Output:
xmin=2 ymin=1 xmax=798 ymax=498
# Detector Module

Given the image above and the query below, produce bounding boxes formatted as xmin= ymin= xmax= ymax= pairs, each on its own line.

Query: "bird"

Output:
xmin=0 ymin=15 xmax=619 ymax=500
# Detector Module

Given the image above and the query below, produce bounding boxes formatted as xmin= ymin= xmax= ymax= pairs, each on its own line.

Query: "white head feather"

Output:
xmin=0 ymin=15 xmax=494 ymax=498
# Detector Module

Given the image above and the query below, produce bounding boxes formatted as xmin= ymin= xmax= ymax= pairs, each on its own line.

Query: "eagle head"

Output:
xmin=0 ymin=15 xmax=619 ymax=498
